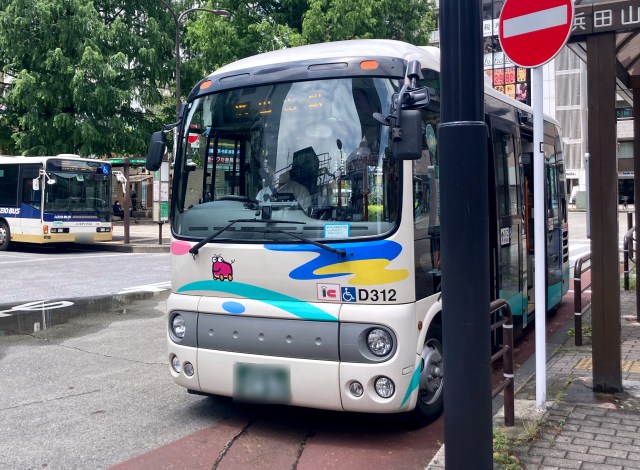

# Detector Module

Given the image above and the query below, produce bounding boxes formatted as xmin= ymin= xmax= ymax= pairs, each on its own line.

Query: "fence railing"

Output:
xmin=624 ymin=226 xmax=635 ymax=290
xmin=490 ymin=298 xmax=514 ymax=427
xmin=574 ymin=253 xmax=592 ymax=346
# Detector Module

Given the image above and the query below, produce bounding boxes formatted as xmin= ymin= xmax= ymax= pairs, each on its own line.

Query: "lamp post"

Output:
xmin=160 ymin=1 xmax=230 ymax=120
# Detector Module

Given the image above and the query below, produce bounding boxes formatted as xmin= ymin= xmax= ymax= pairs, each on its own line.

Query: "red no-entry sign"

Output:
xmin=499 ymin=0 xmax=574 ymax=68
xmin=187 ymin=125 xmax=200 ymax=144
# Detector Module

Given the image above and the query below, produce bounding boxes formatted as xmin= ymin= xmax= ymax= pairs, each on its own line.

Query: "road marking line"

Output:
xmin=118 ymin=282 xmax=171 ymax=294
xmin=0 ymin=252 xmax=166 ymax=265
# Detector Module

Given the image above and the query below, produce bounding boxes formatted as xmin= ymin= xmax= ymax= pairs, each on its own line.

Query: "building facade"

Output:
xmin=431 ymin=0 xmax=634 ymax=205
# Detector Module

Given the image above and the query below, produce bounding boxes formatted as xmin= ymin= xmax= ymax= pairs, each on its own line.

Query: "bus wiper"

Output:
xmin=264 ymin=229 xmax=347 ymax=259
xmin=189 ymin=218 xmax=306 ymax=257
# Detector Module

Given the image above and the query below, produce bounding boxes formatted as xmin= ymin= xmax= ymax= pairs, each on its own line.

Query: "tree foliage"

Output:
xmin=302 ymin=0 xmax=435 ymax=44
xmin=0 ymin=0 xmax=175 ymax=156
xmin=0 ymin=0 xmax=436 ymax=156
xmin=186 ymin=0 xmax=435 ymax=91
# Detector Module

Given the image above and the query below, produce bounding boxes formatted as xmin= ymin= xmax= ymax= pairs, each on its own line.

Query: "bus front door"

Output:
xmin=490 ymin=118 xmax=526 ymax=328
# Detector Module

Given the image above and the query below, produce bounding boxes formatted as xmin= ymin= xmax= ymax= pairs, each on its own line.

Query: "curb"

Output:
xmin=75 ymin=242 xmax=170 ymax=253
xmin=0 ymin=290 xmax=171 ymax=336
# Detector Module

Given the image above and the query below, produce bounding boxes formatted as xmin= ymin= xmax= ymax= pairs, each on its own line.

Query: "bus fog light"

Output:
xmin=375 ymin=377 xmax=395 ymax=398
xmin=171 ymin=314 xmax=186 ymax=339
xmin=348 ymin=381 xmax=364 ymax=397
xmin=367 ymin=328 xmax=393 ymax=356
xmin=184 ymin=362 xmax=194 ymax=377
xmin=171 ymin=355 xmax=181 ymax=373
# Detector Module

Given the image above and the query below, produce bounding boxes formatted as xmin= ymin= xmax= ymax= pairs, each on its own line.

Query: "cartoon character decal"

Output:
xmin=212 ymin=255 xmax=234 ymax=281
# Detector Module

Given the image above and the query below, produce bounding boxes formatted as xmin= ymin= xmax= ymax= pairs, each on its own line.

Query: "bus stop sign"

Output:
xmin=499 ymin=0 xmax=574 ymax=68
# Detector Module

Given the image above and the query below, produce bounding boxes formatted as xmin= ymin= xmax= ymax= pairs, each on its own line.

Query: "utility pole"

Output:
xmin=439 ymin=0 xmax=493 ymax=467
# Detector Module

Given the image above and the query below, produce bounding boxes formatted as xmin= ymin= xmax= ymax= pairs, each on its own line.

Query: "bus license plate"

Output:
xmin=234 ymin=363 xmax=291 ymax=404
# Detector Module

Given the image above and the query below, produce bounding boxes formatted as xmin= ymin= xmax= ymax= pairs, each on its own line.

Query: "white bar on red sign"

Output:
xmin=503 ymin=5 xmax=568 ymax=38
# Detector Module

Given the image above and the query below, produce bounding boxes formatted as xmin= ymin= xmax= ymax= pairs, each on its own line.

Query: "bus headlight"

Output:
xmin=171 ymin=314 xmax=186 ymax=339
xmin=348 ymin=381 xmax=364 ymax=397
xmin=375 ymin=377 xmax=395 ymax=398
xmin=171 ymin=355 xmax=181 ymax=373
xmin=367 ymin=328 xmax=393 ymax=357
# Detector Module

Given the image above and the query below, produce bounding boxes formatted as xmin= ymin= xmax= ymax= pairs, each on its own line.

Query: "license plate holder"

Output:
xmin=234 ymin=363 xmax=291 ymax=404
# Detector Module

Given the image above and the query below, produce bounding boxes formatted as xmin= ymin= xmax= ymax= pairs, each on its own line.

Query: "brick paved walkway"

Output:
xmin=508 ymin=289 xmax=640 ymax=469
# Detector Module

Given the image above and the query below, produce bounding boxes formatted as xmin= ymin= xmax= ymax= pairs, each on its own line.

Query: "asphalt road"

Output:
xmin=0 ymin=246 xmax=170 ymax=306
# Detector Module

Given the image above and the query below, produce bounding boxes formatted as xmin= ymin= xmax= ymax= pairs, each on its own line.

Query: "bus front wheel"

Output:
xmin=408 ymin=323 xmax=444 ymax=427
xmin=0 ymin=221 xmax=10 ymax=251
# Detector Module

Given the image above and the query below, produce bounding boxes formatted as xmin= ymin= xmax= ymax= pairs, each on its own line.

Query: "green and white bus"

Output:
xmin=0 ymin=154 xmax=113 ymax=250
xmin=146 ymin=39 xmax=569 ymax=424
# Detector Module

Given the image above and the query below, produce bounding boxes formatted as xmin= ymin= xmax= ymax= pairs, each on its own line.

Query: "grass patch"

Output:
xmin=493 ymin=431 xmax=523 ymax=469
xmin=493 ymin=418 xmax=545 ymax=469
xmin=621 ymin=267 xmax=636 ymax=290
xmin=555 ymin=377 xmax=575 ymax=402
xmin=567 ymin=322 xmax=592 ymax=339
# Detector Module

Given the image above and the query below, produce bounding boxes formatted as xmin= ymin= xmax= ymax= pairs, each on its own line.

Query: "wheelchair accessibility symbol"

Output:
xmin=341 ymin=287 xmax=357 ymax=303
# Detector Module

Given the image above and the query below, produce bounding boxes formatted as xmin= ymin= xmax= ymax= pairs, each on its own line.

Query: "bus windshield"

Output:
xmin=174 ymin=77 xmax=403 ymax=242
xmin=43 ymin=160 xmax=112 ymax=222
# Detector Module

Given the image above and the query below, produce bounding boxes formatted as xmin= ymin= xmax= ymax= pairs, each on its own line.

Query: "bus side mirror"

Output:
xmin=146 ymin=131 xmax=166 ymax=172
xmin=393 ymin=110 xmax=423 ymax=160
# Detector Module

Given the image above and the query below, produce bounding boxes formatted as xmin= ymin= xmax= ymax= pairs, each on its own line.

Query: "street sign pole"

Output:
xmin=532 ymin=66 xmax=546 ymax=411
xmin=499 ymin=0 xmax=574 ymax=414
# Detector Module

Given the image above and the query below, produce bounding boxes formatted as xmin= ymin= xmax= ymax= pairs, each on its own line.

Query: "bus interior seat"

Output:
xmin=291 ymin=147 xmax=319 ymax=196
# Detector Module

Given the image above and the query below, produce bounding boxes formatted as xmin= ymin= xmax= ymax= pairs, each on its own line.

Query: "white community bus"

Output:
xmin=0 ymin=154 xmax=113 ymax=250
xmin=146 ymin=39 xmax=569 ymax=425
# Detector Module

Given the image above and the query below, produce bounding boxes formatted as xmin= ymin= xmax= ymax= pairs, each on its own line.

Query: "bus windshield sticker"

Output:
xmin=324 ymin=223 xmax=349 ymax=239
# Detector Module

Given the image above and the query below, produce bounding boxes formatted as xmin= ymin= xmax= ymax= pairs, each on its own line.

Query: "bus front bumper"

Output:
xmin=168 ymin=341 xmax=419 ymax=414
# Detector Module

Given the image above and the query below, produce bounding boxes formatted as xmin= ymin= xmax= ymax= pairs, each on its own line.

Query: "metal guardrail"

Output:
xmin=574 ymin=253 xmax=592 ymax=346
xmin=623 ymin=225 xmax=635 ymax=291
xmin=490 ymin=299 xmax=514 ymax=427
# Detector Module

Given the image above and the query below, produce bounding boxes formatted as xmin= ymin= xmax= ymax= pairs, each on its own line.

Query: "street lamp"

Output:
xmin=160 ymin=1 xmax=230 ymax=119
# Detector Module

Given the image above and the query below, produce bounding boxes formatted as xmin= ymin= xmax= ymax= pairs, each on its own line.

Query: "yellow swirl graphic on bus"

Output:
xmin=314 ymin=259 xmax=408 ymax=285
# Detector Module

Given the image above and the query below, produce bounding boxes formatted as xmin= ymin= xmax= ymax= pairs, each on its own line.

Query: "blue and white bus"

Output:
xmin=0 ymin=154 xmax=113 ymax=250
xmin=146 ymin=39 xmax=569 ymax=425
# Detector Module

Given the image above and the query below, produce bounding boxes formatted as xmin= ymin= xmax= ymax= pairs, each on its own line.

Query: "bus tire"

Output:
xmin=407 ymin=322 xmax=444 ymax=427
xmin=0 ymin=221 xmax=10 ymax=251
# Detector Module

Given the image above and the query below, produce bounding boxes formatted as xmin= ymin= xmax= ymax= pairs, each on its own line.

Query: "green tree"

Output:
xmin=185 ymin=0 xmax=306 ymax=81
xmin=185 ymin=0 xmax=435 ymax=97
xmin=0 ymin=0 xmax=175 ymax=157
xmin=302 ymin=0 xmax=435 ymax=45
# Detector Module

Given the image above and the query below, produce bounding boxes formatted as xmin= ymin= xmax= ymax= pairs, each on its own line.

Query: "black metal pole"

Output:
xmin=439 ymin=0 xmax=492 ymax=467
xmin=634 ymin=87 xmax=640 ymax=322
xmin=123 ymin=157 xmax=130 ymax=245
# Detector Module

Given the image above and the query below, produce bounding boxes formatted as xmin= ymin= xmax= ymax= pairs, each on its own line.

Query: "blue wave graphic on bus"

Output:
xmin=176 ymin=280 xmax=337 ymax=321
xmin=265 ymin=240 xmax=408 ymax=285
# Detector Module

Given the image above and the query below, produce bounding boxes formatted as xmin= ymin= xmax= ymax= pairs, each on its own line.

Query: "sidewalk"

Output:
xmin=88 ymin=219 xmax=170 ymax=253
xmin=428 ymin=289 xmax=640 ymax=469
